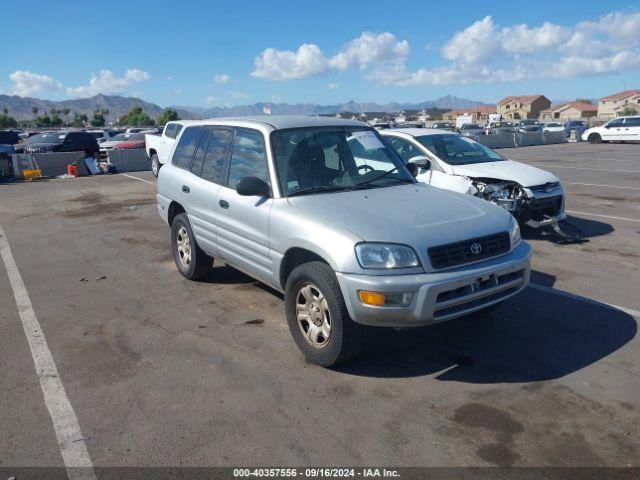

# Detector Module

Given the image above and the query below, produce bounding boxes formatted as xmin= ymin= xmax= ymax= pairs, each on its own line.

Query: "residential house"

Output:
xmin=539 ymin=102 xmax=597 ymax=122
xmin=597 ymin=90 xmax=640 ymax=119
xmin=442 ymin=105 xmax=497 ymax=123
xmin=497 ymin=95 xmax=551 ymax=120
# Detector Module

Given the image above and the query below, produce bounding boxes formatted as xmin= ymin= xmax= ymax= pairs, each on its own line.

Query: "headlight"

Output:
xmin=509 ymin=217 xmax=521 ymax=247
xmin=355 ymin=243 xmax=420 ymax=269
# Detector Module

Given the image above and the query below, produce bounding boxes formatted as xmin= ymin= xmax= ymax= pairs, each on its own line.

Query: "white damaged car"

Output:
xmin=381 ymin=128 xmax=566 ymax=228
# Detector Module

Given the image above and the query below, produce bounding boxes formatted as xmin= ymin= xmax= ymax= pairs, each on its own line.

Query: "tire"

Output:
xmin=151 ymin=154 xmax=161 ymax=177
xmin=284 ymin=261 xmax=364 ymax=367
xmin=171 ymin=213 xmax=212 ymax=280
xmin=588 ymin=133 xmax=601 ymax=144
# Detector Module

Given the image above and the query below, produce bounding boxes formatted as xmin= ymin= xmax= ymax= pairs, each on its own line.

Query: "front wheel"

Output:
xmin=588 ymin=133 xmax=601 ymax=144
xmin=151 ymin=154 xmax=161 ymax=177
xmin=285 ymin=262 xmax=364 ymax=366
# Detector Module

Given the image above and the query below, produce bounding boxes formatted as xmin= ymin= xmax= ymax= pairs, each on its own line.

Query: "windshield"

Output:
xmin=111 ymin=133 xmax=132 ymax=141
xmin=28 ymin=132 xmax=66 ymax=144
xmin=416 ymin=134 xmax=504 ymax=165
xmin=271 ymin=126 xmax=414 ymax=197
xmin=462 ymin=124 xmax=482 ymax=129
xmin=546 ymin=122 xmax=562 ymax=127
xmin=520 ymin=120 xmax=540 ymax=125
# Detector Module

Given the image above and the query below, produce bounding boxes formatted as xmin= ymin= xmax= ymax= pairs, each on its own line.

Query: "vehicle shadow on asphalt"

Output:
xmin=336 ymin=270 xmax=636 ymax=381
xmin=521 ymin=216 xmax=613 ymax=243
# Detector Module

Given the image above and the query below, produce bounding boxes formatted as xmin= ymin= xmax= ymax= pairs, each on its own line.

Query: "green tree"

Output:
xmin=620 ymin=106 xmax=638 ymax=116
xmin=575 ymin=98 xmax=593 ymax=104
xmin=73 ymin=113 xmax=88 ymax=127
xmin=32 ymin=107 xmax=39 ymax=117
xmin=118 ymin=106 xmax=155 ymax=127
xmin=2 ymin=107 xmax=8 ymax=115
xmin=0 ymin=114 xmax=18 ymax=129
xmin=34 ymin=115 xmax=52 ymax=128
xmin=90 ymin=111 xmax=106 ymax=127
xmin=62 ymin=108 xmax=71 ymax=126
xmin=50 ymin=113 xmax=63 ymax=127
xmin=156 ymin=108 xmax=180 ymax=125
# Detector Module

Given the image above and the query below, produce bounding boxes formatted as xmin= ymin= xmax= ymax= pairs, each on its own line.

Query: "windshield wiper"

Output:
xmin=286 ymin=185 xmax=366 ymax=197
xmin=355 ymin=165 xmax=413 ymax=187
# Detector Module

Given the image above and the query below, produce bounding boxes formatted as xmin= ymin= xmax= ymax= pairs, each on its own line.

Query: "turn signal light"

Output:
xmin=358 ymin=291 xmax=414 ymax=307
xmin=358 ymin=291 xmax=386 ymax=307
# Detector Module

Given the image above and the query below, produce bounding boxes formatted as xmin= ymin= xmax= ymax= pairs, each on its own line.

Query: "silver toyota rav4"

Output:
xmin=157 ymin=116 xmax=531 ymax=366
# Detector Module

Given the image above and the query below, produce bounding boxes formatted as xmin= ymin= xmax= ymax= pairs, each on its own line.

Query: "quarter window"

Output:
xmin=172 ymin=126 xmax=202 ymax=170
xmin=201 ymin=128 xmax=233 ymax=184
xmin=227 ymin=130 xmax=268 ymax=190
xmin=625 ymin=117 xmax=640 ymax=127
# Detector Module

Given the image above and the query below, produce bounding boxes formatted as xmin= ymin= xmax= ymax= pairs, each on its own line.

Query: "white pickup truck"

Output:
xmin=146 ymin=121 xmax=188 ymax=177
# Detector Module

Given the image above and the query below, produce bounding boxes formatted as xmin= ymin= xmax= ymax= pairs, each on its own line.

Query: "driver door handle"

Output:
xmin=219 ymin=200 xmax=229 ymax=209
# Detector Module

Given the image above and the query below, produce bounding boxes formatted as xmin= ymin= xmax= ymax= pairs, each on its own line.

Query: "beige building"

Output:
xmin=442 ymin=105 xmax=496 ymax=123
xmin=539 ymin=102 xmax=597 ymax=122
xmin=597 ymin=90 xmax=640 ymax=119
xmin=497 ymin=95 xmax=551 ymax=120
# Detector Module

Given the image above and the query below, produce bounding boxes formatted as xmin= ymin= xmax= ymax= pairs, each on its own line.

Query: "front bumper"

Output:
xmin=336 ymin=241 xmax=531 ymax=327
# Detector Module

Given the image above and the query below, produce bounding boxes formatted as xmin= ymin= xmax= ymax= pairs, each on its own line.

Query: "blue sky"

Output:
xmin=1 ymin=0 xmax=639 ymax=107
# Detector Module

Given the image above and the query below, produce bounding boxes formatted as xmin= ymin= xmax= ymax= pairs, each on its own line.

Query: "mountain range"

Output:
xmin=0 ymin=93 xmax=491 ymax=122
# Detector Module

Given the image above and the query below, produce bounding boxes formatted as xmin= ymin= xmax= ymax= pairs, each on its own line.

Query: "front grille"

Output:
xmin=428 ymin=231 xmax=510 ymax=269
xmin=528 ymin=195 xmax=562 ymax=221
xmin=529 ymin=182 xmax=559 ymax=193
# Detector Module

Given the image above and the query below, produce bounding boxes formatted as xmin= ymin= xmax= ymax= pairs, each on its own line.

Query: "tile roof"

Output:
xmin=498 ymin=95 xmax=545 ymax=105
xmin=600 ymin=89 xmax=640 ymax=101
xmin=443 ymin=105 xmax=497 ymax=115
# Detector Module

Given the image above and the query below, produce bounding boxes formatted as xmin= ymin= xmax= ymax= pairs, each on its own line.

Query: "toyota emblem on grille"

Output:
xmin=470 ymin=242 xmax=482 ymax=255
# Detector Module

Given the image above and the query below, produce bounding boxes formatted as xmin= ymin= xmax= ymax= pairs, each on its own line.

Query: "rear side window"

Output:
xmin=172 ymin=126 xmax=202 ymax=170
xmin=227 ymin=129 xmax=268 ymax=189
xmin=624 ymin=117 xmax=640 ymax=127
xmin=201 ymin=128 xmax=233 ymax=184
xmin=190 ymin=127 xmax=213 ymax=176
xmin=164 ymin=123 xmax=177 ymax=139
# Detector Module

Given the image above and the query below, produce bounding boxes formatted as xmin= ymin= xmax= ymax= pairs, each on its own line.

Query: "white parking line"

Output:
xmin=122 ymin=173 xmax=154 ymax=185
xmin=532 ymin=164 xmax=640 ymax=174
xmin=566 ymin=182 xmax=640 ymax=190
xmin=0 ymin=222 xmax=96 ymax=480
xmin=566 ymin=210 xmax=640 ymax=224
xmin=529 ymin=283 xmax=640 ymax=318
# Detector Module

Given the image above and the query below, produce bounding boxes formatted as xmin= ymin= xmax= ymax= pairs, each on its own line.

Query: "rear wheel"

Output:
xmin=588 ymin=133 xmax=601 ymax=144
xmin=171 ymin=213 xmax=212 ymax=280
xmin=151 ymin=154 xmax=161 ymax=177
xmin=285 ymin=261 xmax=364 ymax=366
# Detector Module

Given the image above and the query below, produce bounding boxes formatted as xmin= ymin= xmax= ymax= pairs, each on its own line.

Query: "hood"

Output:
xmin=287 ymin=183 xmax=512 ymax=250
xmin=450 ymin=160 xmax=558 ymax=187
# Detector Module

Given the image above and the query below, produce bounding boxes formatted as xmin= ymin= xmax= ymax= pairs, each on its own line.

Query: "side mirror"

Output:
xmin=236 ymin=176 xmax=270 ymax=197
xmin=604 ymin=124 xmax=611 ymax=129
xmin=407 ymin=155 xmax=431 ymax=170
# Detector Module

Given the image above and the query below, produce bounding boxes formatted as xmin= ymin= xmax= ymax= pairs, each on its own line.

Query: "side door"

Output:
xmin=185 ymin=126 xmax=234 ymax=257
xmin=61 ymin=132 xmax=82 ymax=152
xmin=602 ymin=118 xmax=625 ymax=141
xmin=215 ymin=128 xmax=274 ymax=285
xmin=622 ymin=117 xmax=640 ymax=141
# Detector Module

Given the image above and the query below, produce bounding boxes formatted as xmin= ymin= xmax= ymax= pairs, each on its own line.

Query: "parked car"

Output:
xmin=125 ymin=127 xmax=149 ymax=134
xmin=459 ymin=124 xmax=486 ymax=136
xmin=146 ymin=121 xmax=188 ymax=177
xmin=515 ymin=119 xmax=542 ymax=133
xmin=0 ymin=130 xmax=21 ymax=155
xmin=112 ymin=132 xmax=147 ymax=150
xmin=581 ymin=116 xmax=640 ymax=143
xmin=542 ymin=122 xmax=565 ymax=133
xmin=488 ymin=122 xmax=516 ymax=134
xmin=86 ymin=129 xmax=124 ymax=143
xmin=24 ymin=131 xmax=99 ymax=155
xmin=157 ymin=116 xmax=531 ymax=366
xmin=100 ymin=130 xmax=154 ymax=153
xmin=431 ymin=122 xmax=454 ymax=131
xmin=381 ymin=128 xmax=565 ymax=229
xmin=564 ymin=120 xmax=589 ymax=138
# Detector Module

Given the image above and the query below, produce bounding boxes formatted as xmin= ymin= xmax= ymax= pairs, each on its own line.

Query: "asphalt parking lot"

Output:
xmin=0 ymin=142 xmax=638 ymax=472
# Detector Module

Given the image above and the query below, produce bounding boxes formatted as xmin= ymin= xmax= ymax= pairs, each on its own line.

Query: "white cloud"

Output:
xmin=172 ymin=88 xmax=183 ymax=95
xmin=501 ymin=22 xmax=571 ymax=54
xmin=251 ymin=31 xmax=409 ymax=80
xmin=10 ymin=70 xmax=61 ymax=96
xmin=441 ymin=16 xmax=501 ymax=65
xmin=66 ymin=69 xmax=150 ymax=97
xmin=328 ymin=32 xmax=409 ymax=70
xmin=328 ymin=83 xmax=339 ymax=89
xmin=205 ymin=96 xmax=219 ymax=105
xmin=228 ymin=90 xmax=250 ymax=100
xmin=252 ymin=44 xmax=329 ymax=80
xmin=213 ymin=73 xmax=231 ymax=84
